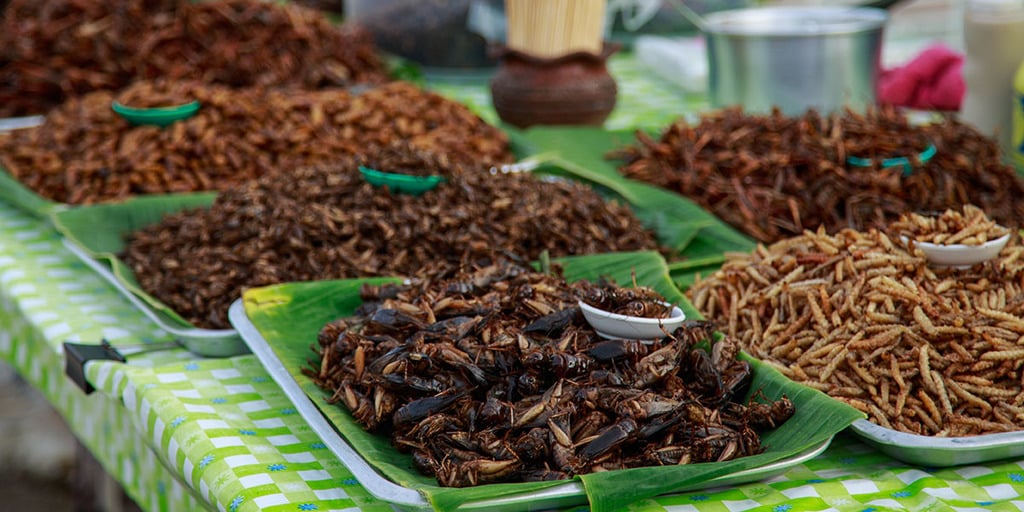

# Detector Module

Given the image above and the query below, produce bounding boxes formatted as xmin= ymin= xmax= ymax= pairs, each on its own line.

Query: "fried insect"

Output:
xmin=0 ymin=80 xmax=512 ymax=204
xmin=308 ymin=263 xmax=795 ymax=487
xmin=688 ymin=210 xmax=1024 ymax=436
xmin=123 ymin=146 xmax=660 ymax=329
xmin=890 ymin=204 xmax=1010 ymax=246
xmin=576 ymin=278 xmax=673 ymax=318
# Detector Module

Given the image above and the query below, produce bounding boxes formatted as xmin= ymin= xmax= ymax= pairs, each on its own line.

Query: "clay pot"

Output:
xmin=489 ymin=44 xmax=619 ymax=128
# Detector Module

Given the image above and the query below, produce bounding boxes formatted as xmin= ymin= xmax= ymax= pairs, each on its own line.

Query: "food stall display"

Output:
xmin=0 ymin=80 xmax=511 ymax=205
xmin=5 ymin=1 xmax=1024 ymax=511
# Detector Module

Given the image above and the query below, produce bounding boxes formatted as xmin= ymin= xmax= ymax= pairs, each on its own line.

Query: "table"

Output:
xmin=7 ymin=49 xmax=1024 ymax=512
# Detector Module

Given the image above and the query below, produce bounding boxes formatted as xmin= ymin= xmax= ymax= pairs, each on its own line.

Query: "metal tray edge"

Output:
xmin=849 ymin=419 xmax=1024 ymax=466
xmin=62 ymin=237 xmax=247 ymax=357
xmin=228 ymin=299 xmax=433 ymax=510
xmin=0 ymin=115 xmax=44 ymax=131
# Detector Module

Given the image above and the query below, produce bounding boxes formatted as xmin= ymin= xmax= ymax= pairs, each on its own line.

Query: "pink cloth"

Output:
xmin=878 ymin=44 xmax=965 ymax=111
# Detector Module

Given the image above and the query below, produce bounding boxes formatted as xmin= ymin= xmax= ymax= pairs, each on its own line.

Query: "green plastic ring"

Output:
xmin=847 ymin=143 xmax=937 ymax=176
xmin=112 ymin=100 xmax=201 ymax=127
xmin=359 ymin=166 xmax=446 ymax=196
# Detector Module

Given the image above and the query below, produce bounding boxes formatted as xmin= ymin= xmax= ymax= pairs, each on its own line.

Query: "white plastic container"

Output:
xmin=959 ymin=0 xmax=1024 ymax=156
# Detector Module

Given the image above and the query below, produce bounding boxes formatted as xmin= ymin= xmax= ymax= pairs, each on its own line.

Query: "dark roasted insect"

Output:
xmin=617 ymin=300 xmax=673 ymax=318
xmin=523 ymin=350 xmax=593 ymax=379
xmin=743 ymin=395 xmax=796 ymax=430
xmin=118 ymin=143 xmax=660 ymax=329
xmin=309 ymin=263 xmax=796 ymax=487
xmin=365 ymin=309 xmax=428 ymax=334
xmin=392 ymin=392 xmax=466 ymax=426
xmin=382 ymin=374 xmax=446 ymax=395
xmin=588 ymin=338 xmax=651 ymax=362
xmin=575 ymin=418 xmax=638 ymax=467
xmin=576 ymin=279 xmax=673 ymax=319
xmin=523 ymin=307 xmax=580 ymax=337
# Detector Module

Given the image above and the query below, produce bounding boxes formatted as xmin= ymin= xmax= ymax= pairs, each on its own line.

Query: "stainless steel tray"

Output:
xmin=228 ymin=298 xmax=834 ymax=511
xmin=63 ymin=237 xmax=248 ymax=357
xmin=849 ymin=418 xmax=1024 ymax=467
xmin=0 ymin=115 xmax=44 ymax=131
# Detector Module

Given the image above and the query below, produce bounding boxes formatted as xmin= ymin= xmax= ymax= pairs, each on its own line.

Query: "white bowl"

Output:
xmin=578 ymin=300 xmax=686 ymax=340
xmin=902 ymin=233 xmax=1010 ymax=268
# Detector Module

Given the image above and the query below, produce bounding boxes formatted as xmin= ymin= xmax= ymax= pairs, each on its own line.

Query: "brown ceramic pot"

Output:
xmin=489 ymin=44 xmax=619 ymax=128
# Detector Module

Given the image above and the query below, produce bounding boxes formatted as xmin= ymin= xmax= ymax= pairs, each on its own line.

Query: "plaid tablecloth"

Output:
xmin=7 ymin=48 xmax=1024 ymax=512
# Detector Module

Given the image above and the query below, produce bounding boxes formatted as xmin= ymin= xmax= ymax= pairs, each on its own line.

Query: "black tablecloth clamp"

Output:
xmin=63 ymin=339 xmax=180 ymax=394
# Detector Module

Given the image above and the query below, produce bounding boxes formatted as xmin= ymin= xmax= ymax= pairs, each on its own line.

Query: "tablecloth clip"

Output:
xmin=63 ymin=339 xmax=181 ymax=394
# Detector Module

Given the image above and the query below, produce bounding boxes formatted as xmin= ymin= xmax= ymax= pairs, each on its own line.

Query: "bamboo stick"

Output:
xmin=505 ymin=0 xmax=607 ymax=58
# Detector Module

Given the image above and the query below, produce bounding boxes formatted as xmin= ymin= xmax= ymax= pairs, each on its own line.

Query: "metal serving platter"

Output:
xmin=228 ymin=298 xmax=834 ymax=511
xmin=62 ymin=238 xmax=247 ymax=357
xmin=0 ymin=115 xmax=44 ymax=131
xmin=849 ymin=418 xmax=1024 ymax=467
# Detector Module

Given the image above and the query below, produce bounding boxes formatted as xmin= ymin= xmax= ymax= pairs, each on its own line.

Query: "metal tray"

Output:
xmin=849 ymin=418 xmax=1024 ymax=467
xmin=228 ymin=298 xmax=834 ymax=511
xmin=63 ymin=237 xmax=247 ymax=357
xmin=0 ymin=115 xmax=44 ymax=131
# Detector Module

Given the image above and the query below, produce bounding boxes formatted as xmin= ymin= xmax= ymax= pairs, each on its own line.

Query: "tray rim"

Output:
xmin=0 ymin=115 xmax=44 ymax=131
xmin=228 ymin=297 xmax=834 ymax=511
xmin=849 ymin=418 xmax=1024 ymax=467
xmin=62 ymin=237 xmax=247 ymax=357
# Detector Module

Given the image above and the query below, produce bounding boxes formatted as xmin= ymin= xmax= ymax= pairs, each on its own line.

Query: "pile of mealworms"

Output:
xmin=687 ymin=210 xmax=1024 ymax=436
xmin=890 ymin=205 xmax=1010 ymax=246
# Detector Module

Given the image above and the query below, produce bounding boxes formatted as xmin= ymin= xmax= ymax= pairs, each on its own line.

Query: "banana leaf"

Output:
xmin=240 ymin=251 xmax=863 ymax=512
xmin=509 ymin=126 xmax=757 ymax=289
xmin=49 ymin=192 xmax=218 ymax=328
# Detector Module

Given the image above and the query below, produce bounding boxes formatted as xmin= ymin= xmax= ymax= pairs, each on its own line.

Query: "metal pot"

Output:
xmin=704 ymin=6 xmax=889 ymax=115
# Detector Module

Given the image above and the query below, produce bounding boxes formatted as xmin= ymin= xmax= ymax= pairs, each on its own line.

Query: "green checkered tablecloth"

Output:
xmin=7 ymin=49 xmax=1024 ymax=512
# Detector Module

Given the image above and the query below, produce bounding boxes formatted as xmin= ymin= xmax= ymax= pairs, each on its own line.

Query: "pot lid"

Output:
xmin=703 ymin=6 xmax=889 ymax=37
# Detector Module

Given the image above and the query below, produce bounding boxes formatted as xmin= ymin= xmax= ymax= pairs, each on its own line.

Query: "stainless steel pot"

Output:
xmin=704 ymin=6 xmax=889 ymax=115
